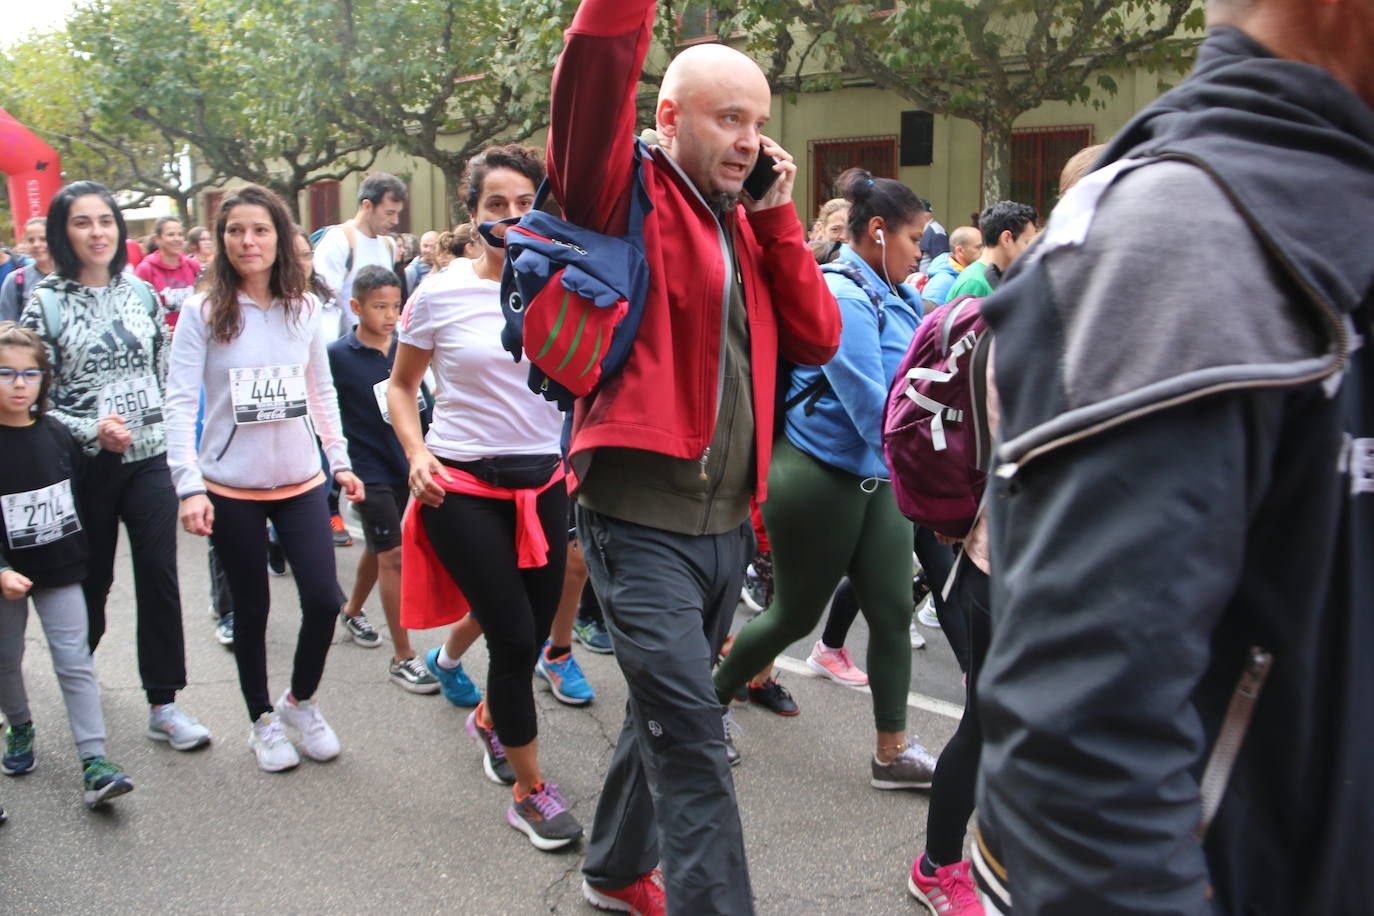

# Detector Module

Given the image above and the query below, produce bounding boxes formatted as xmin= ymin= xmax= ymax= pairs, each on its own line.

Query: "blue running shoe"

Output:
xmin=534 ymin=641 xmax=594 ymax=706
xmin=1 ymin=723 xmax=34 ymax=775
xmin=81 ymin=755 xmax=133 ymax=808
xmin=572 ymin=618 xmax=614 ymax=654
xmin=424 ymin=648 xmax=481 ymax=707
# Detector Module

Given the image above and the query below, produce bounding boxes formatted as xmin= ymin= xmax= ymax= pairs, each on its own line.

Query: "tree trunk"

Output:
xmin=445 ymin=164 xmax=467 ymax=227
xmin=277 ymin=182 xmax=303 ymax=224
xmin=980 ymin=117 xmax=1014 ymax=207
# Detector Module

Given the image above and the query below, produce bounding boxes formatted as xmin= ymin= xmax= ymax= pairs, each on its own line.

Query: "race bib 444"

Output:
xmin=230 ymin=365 xmax=308 ymax=424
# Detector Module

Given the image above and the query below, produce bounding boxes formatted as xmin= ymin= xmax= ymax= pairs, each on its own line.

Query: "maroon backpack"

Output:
xmin=883 ymin=294 xmax=993 ymax=539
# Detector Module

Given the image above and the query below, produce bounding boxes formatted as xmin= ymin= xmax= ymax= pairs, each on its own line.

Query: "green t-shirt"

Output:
xmin=944 ymin=260 xmax=993 ymax=303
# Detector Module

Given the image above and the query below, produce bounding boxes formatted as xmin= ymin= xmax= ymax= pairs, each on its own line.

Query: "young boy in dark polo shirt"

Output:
xmin=326 ymin=265 xmax=437 ymax=694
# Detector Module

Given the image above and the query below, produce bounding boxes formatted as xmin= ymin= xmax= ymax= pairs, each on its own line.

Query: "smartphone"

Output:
xmin=743 ymin=154 xmax=780 ymax=201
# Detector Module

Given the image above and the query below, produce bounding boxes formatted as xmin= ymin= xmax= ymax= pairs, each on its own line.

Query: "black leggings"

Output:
xmin=421 ymin=481 xmax=568 ymax=749
xmin=924 ymin=561 xmax=991 ymax=867
xmin=209 ymin=484 xmax=340 ymax=722
xmin=79 ymin=452 xmax=186 ymax=705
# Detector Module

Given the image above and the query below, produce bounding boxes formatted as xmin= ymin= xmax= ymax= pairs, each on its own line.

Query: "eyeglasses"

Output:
xmin=0 ymin=368 xmax=45 ymax=385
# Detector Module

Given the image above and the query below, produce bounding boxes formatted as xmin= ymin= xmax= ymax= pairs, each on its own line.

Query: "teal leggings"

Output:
xmin=714 ymin=437 xmax=913 ymax=732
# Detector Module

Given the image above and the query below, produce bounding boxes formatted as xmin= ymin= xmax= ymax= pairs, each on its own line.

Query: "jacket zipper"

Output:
xmin=1196 ymin=646 xmax=1273 ymax=840
xmin=996 ymin=153 xmax=1349 ymax=481
xmin=697 ymin=212 xmax=735 ymax=483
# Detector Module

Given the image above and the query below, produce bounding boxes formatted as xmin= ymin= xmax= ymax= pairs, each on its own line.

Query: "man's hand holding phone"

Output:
xmin=742 ymin=135 xmax=796 ymax=212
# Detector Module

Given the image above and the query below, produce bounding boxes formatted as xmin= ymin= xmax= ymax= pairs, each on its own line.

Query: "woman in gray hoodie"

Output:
xmin=164 ymin=184 xmax=362 ymax=773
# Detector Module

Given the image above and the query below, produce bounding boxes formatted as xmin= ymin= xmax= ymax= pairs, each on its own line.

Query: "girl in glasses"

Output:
xmin=0 ymin=322 xmax=133 ymax=811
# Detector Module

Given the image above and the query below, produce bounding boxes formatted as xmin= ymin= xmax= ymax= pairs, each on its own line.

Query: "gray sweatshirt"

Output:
xmin=164 ymin=291 xmax=350 ymax=497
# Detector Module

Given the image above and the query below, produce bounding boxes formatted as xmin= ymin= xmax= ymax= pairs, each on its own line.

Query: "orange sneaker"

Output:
xmin=330 ymin=513 xmax=352 ymax=547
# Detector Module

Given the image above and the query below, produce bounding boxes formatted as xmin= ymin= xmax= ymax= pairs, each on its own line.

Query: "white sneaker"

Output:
xmin=909 ymin=619 xmax=927 ymax=650
xmin=249 ymin=712 xmax=300 ymax=772
xmin=916 ymin=597 xmax=941 ymax=629
xmin=274 ymin=691 xmax=341 ymax=761
xmin=146 ymin=703 xmax=212 ymax=750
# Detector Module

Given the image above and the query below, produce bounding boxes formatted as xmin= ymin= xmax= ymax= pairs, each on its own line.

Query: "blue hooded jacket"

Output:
xmin=920 ymin=251 xmax=961 ymax=306
xmin=782 ymin=245 xmax=923 ymax=479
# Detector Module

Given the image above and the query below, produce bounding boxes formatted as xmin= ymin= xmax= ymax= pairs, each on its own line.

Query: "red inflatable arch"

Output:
xmin=0 ymin=107 xmax=63 ymax=243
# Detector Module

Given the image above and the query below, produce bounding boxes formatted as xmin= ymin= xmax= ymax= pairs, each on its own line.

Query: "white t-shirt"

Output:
xmin=398 ymin=259 xmax=562 ymax=461
xmin=312 ymin=224 xmax=396 ymax=329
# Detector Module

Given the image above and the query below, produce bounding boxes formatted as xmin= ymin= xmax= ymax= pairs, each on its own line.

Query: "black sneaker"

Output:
xmin=389 ymin=656 xmax=440 ymax=694
xmin=339 ymin=610 xmax=382 ymax=648
xmin=267 ymin=539 xmax=288 ymax=576
xmin=739 ymin=550 xmax=773 ymax=614
xmin=721 ymin=707 xmax=742 ymax=767
xmin=747 ymin=678 xmax=800 ymax=716
xmin=912 ymin=568 xmax=931 ymax=607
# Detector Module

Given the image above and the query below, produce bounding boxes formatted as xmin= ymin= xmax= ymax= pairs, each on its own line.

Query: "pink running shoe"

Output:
xmin=805 ymin=640 xmax=869 ymax=686
xmin=908 ymin=855 xmax=985 ymax=915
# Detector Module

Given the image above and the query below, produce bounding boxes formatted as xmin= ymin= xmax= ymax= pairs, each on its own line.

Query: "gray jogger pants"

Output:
xmin=0 ymin=583 xmax=108 ymax=758
xmin=578 ymin=506 xmax=756 ymax=915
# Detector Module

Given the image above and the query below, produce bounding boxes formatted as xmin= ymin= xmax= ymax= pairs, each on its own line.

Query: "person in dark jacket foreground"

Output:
xmin=971 ymin=1 xmax=1374 ymax=913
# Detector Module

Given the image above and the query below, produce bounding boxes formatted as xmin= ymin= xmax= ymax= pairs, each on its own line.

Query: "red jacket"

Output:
xmin=547 ymin=0 xmax=841 ymax=503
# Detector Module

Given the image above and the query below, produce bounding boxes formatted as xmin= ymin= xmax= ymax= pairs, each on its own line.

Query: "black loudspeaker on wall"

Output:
xmin=901 ymin=111 xmax=935 ymax=167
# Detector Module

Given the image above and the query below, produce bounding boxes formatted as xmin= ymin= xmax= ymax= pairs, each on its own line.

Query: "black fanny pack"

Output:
xmin=442 ymin=454 xmax=560 ymax=490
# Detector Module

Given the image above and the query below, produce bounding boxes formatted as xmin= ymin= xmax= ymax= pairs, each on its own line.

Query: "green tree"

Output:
xmin=255 ymin=0 xmax=580 ymax=224
xmin=724 ymin=0 xmax=1205 ymax=202
xmin=0 ymin=26 xmax=224 ymax=218
xmin=70 ymin=0 xmax=383 ymax=222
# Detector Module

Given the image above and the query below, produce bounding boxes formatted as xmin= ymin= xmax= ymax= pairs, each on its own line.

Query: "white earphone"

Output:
xmin=876 ymin=228 xmax=885 ymax=245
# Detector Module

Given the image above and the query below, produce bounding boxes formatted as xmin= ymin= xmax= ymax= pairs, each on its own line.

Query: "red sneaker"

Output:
xmin=582 ymin=869 xmax=665 ymax=915
xmin=908 ymin=855 xmax=985 ymax=915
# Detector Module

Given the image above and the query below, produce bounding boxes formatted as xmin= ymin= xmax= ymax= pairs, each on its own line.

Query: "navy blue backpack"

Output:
xmin=495 ymin=140 xmax=654 ymax=412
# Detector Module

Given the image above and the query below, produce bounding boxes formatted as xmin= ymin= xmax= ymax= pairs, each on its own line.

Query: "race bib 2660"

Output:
xmin=100 ymin=375 xmax=164 ymax=430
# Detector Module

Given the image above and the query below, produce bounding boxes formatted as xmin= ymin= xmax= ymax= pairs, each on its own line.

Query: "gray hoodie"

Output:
xmin=164 ymin=291 xmax=350 ymax=497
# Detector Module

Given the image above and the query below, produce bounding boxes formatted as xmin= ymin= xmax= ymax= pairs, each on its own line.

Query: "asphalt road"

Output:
xmin=0 ymin=522 xmax=969 ymax=915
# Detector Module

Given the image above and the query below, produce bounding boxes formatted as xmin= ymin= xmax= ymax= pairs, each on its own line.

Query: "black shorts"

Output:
xmin=354 ymin=483 xmax=409 ymax=553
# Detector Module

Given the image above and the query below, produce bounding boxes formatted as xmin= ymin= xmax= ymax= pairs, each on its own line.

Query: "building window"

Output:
xmin=677 ymin=5 xmax=715 ymax=41
xmin=309 ymin=180 xmax=341 ymax=232
xmin=809 ymin=135 xmax=898 ymax=219
xmin=1008 ymin=125 xmax=1093 ymax=215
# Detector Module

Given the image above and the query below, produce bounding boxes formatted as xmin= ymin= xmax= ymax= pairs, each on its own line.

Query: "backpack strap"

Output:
xmin=968 ymin=331 xmax=994 ymax=474
xmin=33 ymin=287 xmax=62 ymax=339
xmin=32 ymin=287 xmax=63 ymax=375
xmin=341 ymin=223 xmax=357 ymax=274
xmin=941 ymin=295 xmax=978 ymax=355
xmin=821 ymin=260 xmax=887 ymax=331
xmin=129 ymin=279 xmax=160 ymax=321
xmin=782 ymin=371 xmax=830 ymax=416
xmin=784 ymin=260 xmax=888 ymax=419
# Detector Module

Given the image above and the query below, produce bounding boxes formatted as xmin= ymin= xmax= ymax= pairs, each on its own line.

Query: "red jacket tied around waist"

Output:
xmin=399 ymin=466 xmax=565 ymax=630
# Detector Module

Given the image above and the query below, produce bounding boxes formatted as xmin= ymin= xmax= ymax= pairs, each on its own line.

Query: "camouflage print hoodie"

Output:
xmin=20 ymin=271 xmax=168 ymax=462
